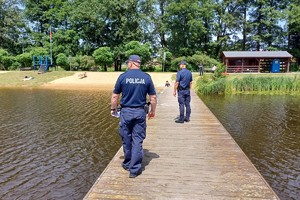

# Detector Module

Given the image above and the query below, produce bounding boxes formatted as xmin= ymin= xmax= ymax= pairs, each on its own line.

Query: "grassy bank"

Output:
xmin=196 ymin=73 xmax=300 ymax=95
xmin=0 ymin=71 xmax=75 ymax=88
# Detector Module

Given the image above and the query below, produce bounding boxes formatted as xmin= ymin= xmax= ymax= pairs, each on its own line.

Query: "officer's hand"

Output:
xmin=148 ymin=111 xmax=155 ymax=120
xmin=111 ymin=110 xmax=116 ymax=116
xmin=173 ymin=91 xmax=177 ymax=97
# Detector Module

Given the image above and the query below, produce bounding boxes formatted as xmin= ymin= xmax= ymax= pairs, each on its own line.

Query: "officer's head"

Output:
xmin=126 ymin=55 xmax=141 ymax=69
xmin=179 ymin=60 xmax=187 ymax=69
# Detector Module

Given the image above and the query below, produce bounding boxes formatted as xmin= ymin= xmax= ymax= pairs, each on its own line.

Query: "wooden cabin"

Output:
xmin=222 ymin=51 xmax=293 ymax=73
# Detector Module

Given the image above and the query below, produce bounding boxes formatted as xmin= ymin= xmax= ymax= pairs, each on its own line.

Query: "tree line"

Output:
xmin=0 ymin=0 xmax=299 ymax=71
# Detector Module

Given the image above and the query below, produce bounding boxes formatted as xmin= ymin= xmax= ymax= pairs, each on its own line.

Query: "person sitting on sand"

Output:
xmin=78 ymin=72 xmax=87 ymax=79
xmin=23 ymin=76 xmax=34 ymax=81
xmin=165 ymin=80 xmax=170 ymax=87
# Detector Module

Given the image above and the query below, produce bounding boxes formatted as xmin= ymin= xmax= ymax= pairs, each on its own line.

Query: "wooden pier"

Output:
xmin=84 ymin=87 xmax=279 ymax=199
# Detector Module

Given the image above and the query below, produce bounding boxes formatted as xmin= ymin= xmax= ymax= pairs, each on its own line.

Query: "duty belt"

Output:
xmin=178 ymin=86 xmax=190 ymax=91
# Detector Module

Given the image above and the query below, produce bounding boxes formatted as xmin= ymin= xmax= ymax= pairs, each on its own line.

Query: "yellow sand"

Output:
xmin=42 ymin=72 xmax=175 ymax=91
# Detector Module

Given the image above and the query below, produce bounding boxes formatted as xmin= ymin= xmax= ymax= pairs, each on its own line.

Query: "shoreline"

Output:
xmin=0 ymin=71 xmax=175 ymax=91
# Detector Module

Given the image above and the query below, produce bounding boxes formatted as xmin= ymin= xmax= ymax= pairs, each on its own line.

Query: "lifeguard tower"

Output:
xmin=33 ymin=56 xmax=51 ymax=72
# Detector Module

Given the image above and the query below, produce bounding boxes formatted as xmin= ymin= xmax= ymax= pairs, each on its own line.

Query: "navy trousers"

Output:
xmin=178 ymin=90 xmax=191 ymax=121
xmin=119 ymin=107 xmax=146 ymax=175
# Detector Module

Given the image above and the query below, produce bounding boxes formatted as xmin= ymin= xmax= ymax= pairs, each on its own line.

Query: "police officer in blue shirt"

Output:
xmin=111 ymin=55 xmax=157 ymax=178
xmin=173 ymin=61 xmax=193 ymax=123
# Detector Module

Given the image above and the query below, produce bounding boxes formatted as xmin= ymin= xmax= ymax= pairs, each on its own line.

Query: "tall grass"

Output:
xmin=197 ymin=74 xmax=300 ymax=95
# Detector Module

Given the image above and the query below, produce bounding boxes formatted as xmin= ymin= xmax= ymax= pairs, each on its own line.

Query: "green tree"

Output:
xmin=29 ymin=47 xmax=48 ymax=57
xmin=287 ymin=1 xmax=300 ymax=61
xmin=23 ymin=0 xmax=70 ymax=49
xmin=79 ymin=55 xmax=95 ymax=71
xmin=51 ymin=30 xmax=80 ymax=57
xmin=56 ymin=53 xmax=68 ymax=68
xmin=92 ymin=47 xmax=113 ymax=71
xmin=249 ymin=0 xmax=287 ymax=50
xmin=165 ymin=0 xmax=213 ymax=56
xmin=0 ymin=0 xmax=24 ymax=54
xmin=125 ymin=41 xmax=152 ymax=65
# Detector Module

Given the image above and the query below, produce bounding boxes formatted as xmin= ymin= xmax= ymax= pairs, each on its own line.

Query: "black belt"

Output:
xmin=178 ymin=87 xmax=190 ymax=91
xmin=121 ymin=106 xmax=144 ymax=109
xmin=178 ymin=85 xmax=190 ymax=90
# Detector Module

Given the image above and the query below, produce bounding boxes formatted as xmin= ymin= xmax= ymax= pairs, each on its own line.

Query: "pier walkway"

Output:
xmin=84 ymin=87 xmax=279 ymax=199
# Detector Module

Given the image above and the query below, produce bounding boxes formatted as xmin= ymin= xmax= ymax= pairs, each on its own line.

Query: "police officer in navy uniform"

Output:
xmin=111 ymin=55 xmax=157 ymax=178
xmin=173 ymin=61 xmax=193 ymax=123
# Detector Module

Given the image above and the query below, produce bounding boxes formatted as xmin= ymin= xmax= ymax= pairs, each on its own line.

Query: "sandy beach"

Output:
xmin=42 ymin=72 xmax=175 ymax=91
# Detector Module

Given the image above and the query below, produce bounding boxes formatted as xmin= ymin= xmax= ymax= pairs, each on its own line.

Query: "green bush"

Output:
xmin=10 ymin=62 xmax=21 ymax=70
xmin=290 ymin=63 xmax=299 ymax=72
xmin=79 ymin=55 xmax=95 ymax=71
xmin=0 ymin=49 xmax=11 ymax=70
xmin=56 ymin=53 xmax=69 ymax=68
xmin=16 ymin=53 xmax=32 ymax=68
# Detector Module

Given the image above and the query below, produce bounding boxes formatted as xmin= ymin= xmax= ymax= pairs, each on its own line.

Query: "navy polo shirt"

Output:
xmin=176 ymin=68 xmax=193 ymax=89
xmin=113 ymin=69 xmax=156 ymax=107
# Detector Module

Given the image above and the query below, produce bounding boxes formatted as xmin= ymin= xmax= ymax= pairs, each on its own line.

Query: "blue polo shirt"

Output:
xmin=176 ymin=68 xmax=192 ymax=89
xmin=113 ymin=69 xmax=156 ymax=107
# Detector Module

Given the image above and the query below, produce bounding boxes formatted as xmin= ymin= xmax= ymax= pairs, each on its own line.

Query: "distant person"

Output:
xmin=78 ymin=72 xmax=87 ymax=79
xmin=111 ymin=55 xmax=157 ymax=178
xmin=198 ymin=63 xmax=203 ymax=76
xmin=173 ymin=61 xmax=192 ymax=123
xmin=165 ymin=80 xmax=170 ymax=87
xmin=212 ymin=65 xmax=217 ymax=73
xmin=23 ymin=76 xmax=34 ymax=81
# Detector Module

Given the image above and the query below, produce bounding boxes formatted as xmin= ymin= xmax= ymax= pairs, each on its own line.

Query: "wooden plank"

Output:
xmin=84 ymin=87 xmax=279 ymax=200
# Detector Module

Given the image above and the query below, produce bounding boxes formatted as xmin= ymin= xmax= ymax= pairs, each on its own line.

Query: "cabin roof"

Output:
xmin=222 ymin=51 xmax=293 ymax=58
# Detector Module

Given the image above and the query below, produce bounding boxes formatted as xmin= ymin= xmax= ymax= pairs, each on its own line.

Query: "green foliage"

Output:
xmin=16 ymin=53 xmax=32 ymax=68
xmin=79 ymin=56 xmax=95 ymax=71
xmin=0 ymin=0 xmax=24 ymax=54
xmin=69 ymin=56 xmax=80 ymax=70
xmin=290 ymin=62 xmax=299 ymax=72
xmin=125 ymin=41 xmax=152 ymax=64
xmin=52 ymin=30 xmax=80 ymax=57
xmin=187 ymin=54 xmax=221 ymax=71
xmin=1 ymin=0 xmax=300 ymax=68
xmin=197 ymin=76 xmax=226 ymax=95
xmin=56 ymin=53 xmax=69 ymax=68
xmin=1 ymin=56 xmax=14 ymax=70
xmin=92 ymin=47 xmax=113 ymax=71
xmin=10 ymin=62 xmax=21 ymax=70
xmin=0 ymin=49 xmax=11 ymax=69
xmin=169 ymin=53 xmax=224 ymax=73
xmin=29 ymin=47 xmax=49 ymax=57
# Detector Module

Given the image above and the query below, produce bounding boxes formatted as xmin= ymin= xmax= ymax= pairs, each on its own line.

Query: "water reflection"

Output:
xmin=200 ymin=94 xmax=300 ymax=200
xmin=0 ymin=88 xmax=121 ymax=200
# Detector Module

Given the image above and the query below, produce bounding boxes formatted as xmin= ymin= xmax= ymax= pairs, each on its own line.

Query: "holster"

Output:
xmin=144 ymin=102 xmax=151 ymax=114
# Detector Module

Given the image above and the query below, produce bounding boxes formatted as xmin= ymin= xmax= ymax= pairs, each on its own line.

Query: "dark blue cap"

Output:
xmin=179 ymin=60 xmax=187 ymax=65
xmin=127 ymin=55 xmax=141 ymax=63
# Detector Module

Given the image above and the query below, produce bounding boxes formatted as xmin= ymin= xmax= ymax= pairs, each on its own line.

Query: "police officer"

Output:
xmin=110 ymin=55 xmax=157 ymax=178
xmin=173 ymin=61 xmax=193 ymax=123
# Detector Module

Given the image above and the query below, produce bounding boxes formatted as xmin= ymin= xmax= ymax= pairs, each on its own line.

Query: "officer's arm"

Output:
xmin=189 ymin=81 xmax=192 ymax=89
xmin=173 ymin=82 xmax=179 ymax=97
xmin=111 ymin=93 xmax=120 ymax=110
xmin=148 ymin=94 xmax=157 ymax=119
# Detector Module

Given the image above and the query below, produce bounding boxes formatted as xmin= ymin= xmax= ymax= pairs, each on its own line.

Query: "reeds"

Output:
xmin=197 ymin=75 xmax=300 ymax=95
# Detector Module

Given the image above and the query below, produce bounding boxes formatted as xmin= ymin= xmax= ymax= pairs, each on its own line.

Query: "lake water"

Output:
xmin=0 ymin=89 xmax=299 ymax=199
xmin=201 ymin=94 xmax=300 ymax=200
xmin=0 ymin=88 xmax=121 ymax=200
